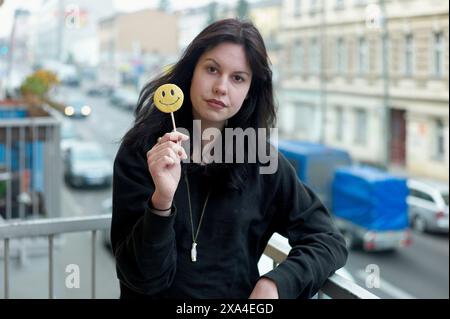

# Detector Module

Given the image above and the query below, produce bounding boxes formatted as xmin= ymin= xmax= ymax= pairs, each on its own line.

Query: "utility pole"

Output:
xmin=380 ymin=0 xmax=390 ymax=169
xmin=318 ymin=0 xmax=327 ymax=144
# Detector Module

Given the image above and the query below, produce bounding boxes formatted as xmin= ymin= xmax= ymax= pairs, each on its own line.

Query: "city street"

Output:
xmin=2 ymin=84 xmax=448 ymax=299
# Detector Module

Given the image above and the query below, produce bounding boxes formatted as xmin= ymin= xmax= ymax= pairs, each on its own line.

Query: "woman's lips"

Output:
xmin=206 ymin=99 xmax=226 ymax=109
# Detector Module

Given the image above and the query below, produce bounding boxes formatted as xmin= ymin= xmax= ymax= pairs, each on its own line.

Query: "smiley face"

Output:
xmin=153 ymin=84 xmax=184 ymax=113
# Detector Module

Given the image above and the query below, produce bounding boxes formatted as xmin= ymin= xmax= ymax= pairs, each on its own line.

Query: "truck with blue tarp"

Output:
xmin=332 ymin=166 xmax=411 ymax=251
xmin=277 ymin=140 xmax=411 ymax=251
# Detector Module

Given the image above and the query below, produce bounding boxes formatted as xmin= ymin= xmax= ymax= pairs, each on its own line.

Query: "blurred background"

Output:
xmin=0 ymin=0 xmax=448 ymax=299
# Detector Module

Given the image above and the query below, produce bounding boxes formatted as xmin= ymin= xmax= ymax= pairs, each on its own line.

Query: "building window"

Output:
xmin=310 ymin=37 xmax=319 ymax=74
xmin=433 ymin=31 xmax=444 ymax=77
xmin=358 ymin=36 xmax=368 ymax=74
xmin=354 ymin=108 xmax=367 ymax=145
xmin=404 ymin=34 xmax=414 ymax=76
xmin=310 ymin=0 xmax=317 ymax=15
xmin=335 ymin=0 xmax=345 ymax=9
xmin=335 ymin=106 xmax=344 ymax=141
xmin=293 ymin=39 xmax=304 ymax=74
xmin=296 ymin=104 xmax=314 ymax=133
xmin=294 ymin=0 xmax=302 ymax=16
xmin=435 ymin=118 xmax=445 ymax=159
xmin=336 ymin=37 xmax=346 ymax=74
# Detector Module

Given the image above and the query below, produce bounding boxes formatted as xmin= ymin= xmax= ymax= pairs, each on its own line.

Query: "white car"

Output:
xmin=407 ymin=179 xmax=449 ymax=233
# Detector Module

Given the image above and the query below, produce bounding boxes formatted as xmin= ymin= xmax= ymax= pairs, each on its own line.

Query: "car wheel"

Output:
xmin=413 ymin=216 xmax=427 ymax=233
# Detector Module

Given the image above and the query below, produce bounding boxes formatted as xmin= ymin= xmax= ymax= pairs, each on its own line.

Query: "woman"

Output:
xmin=111 ymin=18 xmax=347 ymax=299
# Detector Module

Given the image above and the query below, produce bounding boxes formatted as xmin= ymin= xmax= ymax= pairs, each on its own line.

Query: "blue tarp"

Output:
xmin=277 ymin=140 xmax=352 ymax=207
xmin=332 ymin=166 xmax=409 ymax=231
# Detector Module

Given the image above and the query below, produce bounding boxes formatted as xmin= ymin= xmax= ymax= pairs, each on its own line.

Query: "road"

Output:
xmin=2 ymin=84 xmax=447 ymax=299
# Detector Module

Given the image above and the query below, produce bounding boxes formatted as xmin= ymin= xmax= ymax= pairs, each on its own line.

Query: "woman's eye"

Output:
xmin=207 ymin=66 xmax=217 ymax=73
xmin=233 ymin=75 xmax=244 ymax=82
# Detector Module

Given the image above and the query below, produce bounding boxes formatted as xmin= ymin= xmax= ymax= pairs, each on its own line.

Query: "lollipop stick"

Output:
xmin=170 ymin=112 xmax=177 ymax=132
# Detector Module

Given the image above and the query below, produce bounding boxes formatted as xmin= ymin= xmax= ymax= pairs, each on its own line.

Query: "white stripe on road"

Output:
xmin=356 ymin=270 xmax=416 ymax=299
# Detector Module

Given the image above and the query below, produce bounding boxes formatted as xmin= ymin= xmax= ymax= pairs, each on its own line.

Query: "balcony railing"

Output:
xmin=0 ymin=215 xmax=379 ymax=299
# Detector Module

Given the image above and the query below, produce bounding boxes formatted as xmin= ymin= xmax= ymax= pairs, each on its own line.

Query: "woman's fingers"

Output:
xmin=158 ymin=132 xmax=189 ymax=144
xmin=147 ymin=141 xmax=187 ymax=162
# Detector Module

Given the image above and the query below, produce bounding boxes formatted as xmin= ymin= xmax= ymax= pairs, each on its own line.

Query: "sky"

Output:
xmin=0 ymin=0 xmax=241 ymax=38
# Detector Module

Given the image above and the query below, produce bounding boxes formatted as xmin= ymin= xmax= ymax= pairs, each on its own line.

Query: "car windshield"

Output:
xmin=61 ymin=123 xmax=76 ymax=139
xmin=442 ymin=193 xmax=449 ymax=206
xmin=73 ymin=149 xmax=104 ymax=162
xmin=69 ymin=102 xmax=85 ymax=109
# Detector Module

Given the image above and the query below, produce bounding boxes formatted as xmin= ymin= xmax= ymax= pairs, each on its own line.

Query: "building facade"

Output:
xmin=278 ymin=0 xmax=449 ymax=180
xmin=98 ymin=9 xmax=178 ymax=88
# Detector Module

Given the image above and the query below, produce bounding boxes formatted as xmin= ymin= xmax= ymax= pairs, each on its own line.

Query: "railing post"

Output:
xmin=48 ymin=234 xmax=54 ymax=299
xmin=91 ymin=230 xmax=97 ymax=299
xmin=4 ymin=238 xmax=10 ymax=299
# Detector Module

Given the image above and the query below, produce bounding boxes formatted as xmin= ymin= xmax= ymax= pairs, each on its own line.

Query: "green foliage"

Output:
xmin=20 ymin=69 xmax=59 ymax=97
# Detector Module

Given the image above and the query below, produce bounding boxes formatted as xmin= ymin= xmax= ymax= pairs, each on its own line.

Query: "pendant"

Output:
xmin=191 ymin=242 xmax=197 ymax=262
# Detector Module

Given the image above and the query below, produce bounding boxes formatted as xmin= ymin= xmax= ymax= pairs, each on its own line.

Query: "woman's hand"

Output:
xmin=248 ymin=277 xmax=279 ymax=299
xmin=147 ymin=132 xmax=189 ymax=210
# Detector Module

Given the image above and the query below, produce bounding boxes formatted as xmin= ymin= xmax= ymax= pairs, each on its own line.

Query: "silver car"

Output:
xmin=407 ymin=179 xmax=449 ymax=233
xmin=64 ymin=142 xmax=113 ymax=188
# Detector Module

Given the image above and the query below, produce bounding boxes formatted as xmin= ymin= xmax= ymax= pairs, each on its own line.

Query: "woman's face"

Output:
xmin=190 ymin=42 xmax=252 ymax=129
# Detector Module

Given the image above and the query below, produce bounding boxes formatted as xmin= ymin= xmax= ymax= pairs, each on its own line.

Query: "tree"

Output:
xmin=207 ymin=1 xmax=218 ymax=25
xmin=236 ymin=0 xmax=249 ymax=19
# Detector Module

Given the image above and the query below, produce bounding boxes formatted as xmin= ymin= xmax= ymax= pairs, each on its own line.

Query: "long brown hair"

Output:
xmin=122 ymin=18 xmax=277 ymax=190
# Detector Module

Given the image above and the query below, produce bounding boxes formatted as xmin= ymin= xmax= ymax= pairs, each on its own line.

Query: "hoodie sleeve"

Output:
xmin=111 ymin=141 xmax=177 ymax=295
xmin=262 ymin=153 xmax=348 ymax=299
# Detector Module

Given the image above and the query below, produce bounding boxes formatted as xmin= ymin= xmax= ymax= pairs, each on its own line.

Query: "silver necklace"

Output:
xmin=184 ymin=171 xmax=211 ymax=262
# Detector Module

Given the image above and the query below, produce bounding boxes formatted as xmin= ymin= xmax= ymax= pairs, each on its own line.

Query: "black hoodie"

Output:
xmin=111 ymin=140 xmax=348 ymax=299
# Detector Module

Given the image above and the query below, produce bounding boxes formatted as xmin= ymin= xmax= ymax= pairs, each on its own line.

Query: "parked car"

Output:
xmin=64 ymin=142 xmax=112 ymax=188
xmin=60 ymin=120 xmax=78 ymax=154
xmin=64 ymin=100 xmax=91 ymax=118
xmin=86 ymin=84 xmax=114 ymax=97
xmin=407 ymin=178 xmax=449 ymax=233
xmin=109 ymin=88 xmax=139 ymax=110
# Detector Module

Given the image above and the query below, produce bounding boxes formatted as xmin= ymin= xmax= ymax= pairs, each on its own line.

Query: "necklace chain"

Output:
xmin=184 ymin=171 xmax=211 ymax=262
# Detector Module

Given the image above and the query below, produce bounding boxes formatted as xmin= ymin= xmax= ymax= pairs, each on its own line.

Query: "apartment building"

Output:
xmin=278 ymin=0 xmax=448 ymax=180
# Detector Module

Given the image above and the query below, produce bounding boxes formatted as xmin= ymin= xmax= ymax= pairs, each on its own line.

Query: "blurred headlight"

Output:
xmin=81 ymin=105 xmax=91 ymax=116
xmin=65 ymin=106 xmax=74 ymax=116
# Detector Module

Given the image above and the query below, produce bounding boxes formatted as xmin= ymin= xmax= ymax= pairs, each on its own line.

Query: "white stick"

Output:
xmin=170 ymin=112 xmax=177 ymax=132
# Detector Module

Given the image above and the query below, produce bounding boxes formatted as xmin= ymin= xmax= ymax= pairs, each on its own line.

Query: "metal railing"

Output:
xmin=0 ymin=214 xmax=110 ymax=299
xmin=264 ymin=234 xmax=380 ymax=299
xmin=1 ymin=111 xmax=62 ymax=220
xmin=0 ymin=214 xmax=379 ymax=299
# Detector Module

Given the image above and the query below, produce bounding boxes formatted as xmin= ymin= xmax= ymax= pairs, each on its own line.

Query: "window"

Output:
xmin=310 ymin=37 xmax=320 ymax=74
xmin=296 ymin=104 xmax=314 ymax=133
xmin=310 ymin=0 xmax=317 ymax=15
xmin=433 ymin=32 xmax=444 ymax=77
xmin=358 ymin=37 xmax=368 ymax=74
xmin=335 ymin=0 xmax=345 ymax=9
xmin=404 ymin=34 xmax=414 ymax=76
xmin=434 ymin=118 xmax=445 ymax=159
xmin=293 ymin=40 xmax=304 ymax=74
xmin=410 ymin=189 xmax=434 ymax=203
xmin=335 ymin=106 xmax=344 ymax=141
xmin=336 ymin=37 xmax=346 ymax=74
xmin=354 ymin=108 xmax=367 ymax=145
xmin=294 ymin=0 xmax=302 ymax=16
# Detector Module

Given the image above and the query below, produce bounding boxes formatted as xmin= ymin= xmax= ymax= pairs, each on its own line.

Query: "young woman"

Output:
xmin=111 ymin=18 xmax=347 ymax=299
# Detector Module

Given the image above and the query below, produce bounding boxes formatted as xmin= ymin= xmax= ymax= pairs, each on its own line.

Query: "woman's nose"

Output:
xmin=213 ymin=78 xmax=227 ymax=96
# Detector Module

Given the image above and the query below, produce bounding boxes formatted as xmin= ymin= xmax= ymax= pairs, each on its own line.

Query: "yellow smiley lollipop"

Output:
xmin=153 ymin=84 xmax=184 ymax=132
xmin=154 ymin=84 xmax=184 ymax=113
